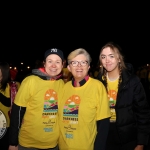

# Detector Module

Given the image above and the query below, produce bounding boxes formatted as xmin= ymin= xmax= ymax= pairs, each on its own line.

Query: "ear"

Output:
xmin=62 ymin=61 xmax=65 ymax=66
xmin=67 ymin=65 xmax=71 ymax=72
xmin=43 ymin=61 xmax=46 ymax=67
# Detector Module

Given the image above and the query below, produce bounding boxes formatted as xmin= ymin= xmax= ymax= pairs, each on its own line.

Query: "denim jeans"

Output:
xmin=18 ymin=144 xmax=58 ymax=150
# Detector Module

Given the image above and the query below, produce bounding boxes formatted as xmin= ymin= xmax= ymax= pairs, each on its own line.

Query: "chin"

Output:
xmin=48 ymin=72 xmax=58 ymax=77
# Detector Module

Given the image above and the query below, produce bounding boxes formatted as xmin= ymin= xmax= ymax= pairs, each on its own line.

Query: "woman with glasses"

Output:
xmin=58 ymin=48 xmax=111 ymax=150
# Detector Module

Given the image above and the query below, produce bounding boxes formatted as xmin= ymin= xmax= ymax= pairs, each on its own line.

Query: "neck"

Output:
xmin=107 ymin=71 xmax=119 ymax=81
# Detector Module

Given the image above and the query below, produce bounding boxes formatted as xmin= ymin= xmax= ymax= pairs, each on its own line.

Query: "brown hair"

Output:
xmin=99 ymin=42 xmax=126 ymax=92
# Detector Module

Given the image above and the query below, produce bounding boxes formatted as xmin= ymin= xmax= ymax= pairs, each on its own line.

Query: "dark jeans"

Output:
xmin=106 ymin=123 xmax=150 ymax=150
xmin=105 ymin=123 xmax=121 ymax=150
xmin=18 ymin=144 xmax=59 ymax=150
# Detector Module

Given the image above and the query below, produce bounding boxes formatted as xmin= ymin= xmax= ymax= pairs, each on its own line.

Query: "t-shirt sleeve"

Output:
xmin=96 ymin=82 xmax=111 ymax=120
xmin=14 ymin=76 xmax=34 ymax=107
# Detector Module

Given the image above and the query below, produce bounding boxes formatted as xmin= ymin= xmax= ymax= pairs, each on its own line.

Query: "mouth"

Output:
xmin=106 ymin=64 xmax=111 ymax=67
xmin=50 ymin=69 xmax=57 ymax=72
xmin=76 ymin=69 xmax=83 ymax=72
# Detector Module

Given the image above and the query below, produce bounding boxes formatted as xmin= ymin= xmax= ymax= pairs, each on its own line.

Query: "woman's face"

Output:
xmin=44 ymin=54 xmax=63 ymax=77
xmin=67 ymin=54 xmax=90 ymax=81
xmin=100 ymin=47 xmax=120 ymax=72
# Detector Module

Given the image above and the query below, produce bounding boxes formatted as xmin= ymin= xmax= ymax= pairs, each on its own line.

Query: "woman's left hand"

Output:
xmin=134 ymin=145 xmax=144 ymax=150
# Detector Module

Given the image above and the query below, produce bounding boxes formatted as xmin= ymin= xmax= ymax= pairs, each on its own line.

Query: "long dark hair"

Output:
xmin=0 ymin=62 xmax=10 ymax=91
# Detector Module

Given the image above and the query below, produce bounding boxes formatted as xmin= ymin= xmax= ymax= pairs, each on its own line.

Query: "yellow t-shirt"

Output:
xmin=14 ymin=75 xmax=64 ymax=149
xmin=0 ymin=84 xmax=11 ymax=139
xmin=59 ymin=77 xmax=111 ymax=150
xmin=107 ymin=78 xmax=118 ymax=122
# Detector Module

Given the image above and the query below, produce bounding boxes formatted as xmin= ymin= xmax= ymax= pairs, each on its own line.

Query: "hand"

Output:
xmin=8 ymin=145 xmax=18 ymax=150
xmin=134 ymin=145 xmax=144 ymax=150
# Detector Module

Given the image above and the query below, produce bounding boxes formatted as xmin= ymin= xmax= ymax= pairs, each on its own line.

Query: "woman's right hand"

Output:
xmin=8 ymin=145 xmax=18 ymax=150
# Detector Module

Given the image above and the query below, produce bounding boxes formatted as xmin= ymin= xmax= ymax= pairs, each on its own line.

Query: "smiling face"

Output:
xmin=44 ymin=54 xmax=63 ymax=77
xmin=100 ymin=47 xmax=120 ymax=73
xmin=67 ymin=54 xmax=90 ymax=82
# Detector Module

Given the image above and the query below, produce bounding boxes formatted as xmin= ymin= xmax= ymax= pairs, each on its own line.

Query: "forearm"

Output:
xmin=9 ymin=103 xmax=26 ymax=146
xmin=94 ymin=118 xmax=110 ymax=150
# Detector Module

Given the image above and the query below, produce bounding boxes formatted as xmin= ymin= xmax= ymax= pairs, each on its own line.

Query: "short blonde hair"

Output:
xmin=67 ymin=48 xmax=92 ymax=65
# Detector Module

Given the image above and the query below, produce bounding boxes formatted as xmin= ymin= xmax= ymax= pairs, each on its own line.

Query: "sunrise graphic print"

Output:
xmin=63 ymin=95 xmax=81 ymax=123
xmin=44 ymin=89 xmax=58 ymax=113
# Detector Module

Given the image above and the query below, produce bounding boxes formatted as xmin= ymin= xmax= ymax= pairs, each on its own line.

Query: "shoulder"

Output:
xmin=63 ymin=80 xmax=72 ymax=88
xmin=21 ymin=75 xmax=41 ymax=84
xmin=89 ymin=77 xmax=103 ymax=83
xmin=57 ymin=79 xmax=65 ymax=85
xmin=89 ymin=77 xmax=105 ymax=87
xmin=123 ymin=64 xmax=141 ymax=85
xmin=129 ymin=74 xmax=141 ymax=85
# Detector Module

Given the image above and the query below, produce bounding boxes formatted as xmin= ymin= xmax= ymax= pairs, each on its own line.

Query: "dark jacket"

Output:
xmin=97 ymin=63 xmax=150 ymax=145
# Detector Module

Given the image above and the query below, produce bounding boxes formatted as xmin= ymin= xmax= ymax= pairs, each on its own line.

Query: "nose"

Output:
xmin=77 ymin=62 xmax=82 ymax=66
xmin=106 ymin=57 xmax=109 ymax=62
xmin=51 ymin=62 xmax=57 ymax=67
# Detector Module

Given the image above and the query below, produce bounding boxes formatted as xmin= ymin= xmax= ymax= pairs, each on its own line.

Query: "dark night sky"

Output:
xmin=1 ymin=2 xmax=150 ymax=70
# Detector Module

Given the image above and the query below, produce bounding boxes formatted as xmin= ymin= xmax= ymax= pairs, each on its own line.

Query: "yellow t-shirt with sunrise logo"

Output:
xmin=14 ymin=75 xmax=64 ymax=149
xmin=59 ymin=77 xmax=111 ymax=150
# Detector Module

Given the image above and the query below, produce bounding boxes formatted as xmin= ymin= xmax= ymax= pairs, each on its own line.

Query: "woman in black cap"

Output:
xmin=9 ymin=48 xmax=65 ymax=150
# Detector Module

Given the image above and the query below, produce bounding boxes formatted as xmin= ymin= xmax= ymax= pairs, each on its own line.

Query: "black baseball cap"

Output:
xmin=44 ymin=48 xmax=64 ymax=61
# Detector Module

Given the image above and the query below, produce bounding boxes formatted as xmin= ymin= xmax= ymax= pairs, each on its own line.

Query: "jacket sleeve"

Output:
xmin=94 ymin=118 xmax=110 ymax=150
xmin=9 ymin=103 xmax=26 ymax=146
xmin=0 ymin=93 xmax=11 ymax=107
xmin=134 ymin=81 xmax=150 ymax=145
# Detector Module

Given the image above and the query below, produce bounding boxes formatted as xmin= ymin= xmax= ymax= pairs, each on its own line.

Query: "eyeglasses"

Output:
xmin=70 ymin=61 xmax=88 ymax=67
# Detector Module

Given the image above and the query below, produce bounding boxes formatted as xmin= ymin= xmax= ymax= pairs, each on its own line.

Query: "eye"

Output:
xmin=48 ymin=60 xmax=52 ymax=63
xmin=82 ymin=61 xmax=86 ymax=64
xmin=72 ymin=61 xmax=77 ymax=64
xmin=101 ymin=56 xmax=105 ymax=59
xmin=110 ymin=55 xmax=114 ymax=58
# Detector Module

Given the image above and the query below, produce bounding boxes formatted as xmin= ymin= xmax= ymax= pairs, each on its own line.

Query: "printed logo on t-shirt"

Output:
xmin=108 ymin=90 xmax=117 ymax=107
xmin=108 ymin=89 xmax=117 ymax=122
xmin=43 ymin=89 xmax=58 ymax=113
xmin=0 ymin=110 xmax=7 ymax=139
xmin=42 ymin=89 xmax=59 ymax=132
xmin=63 ymin=95 xmax=81 ymax=124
